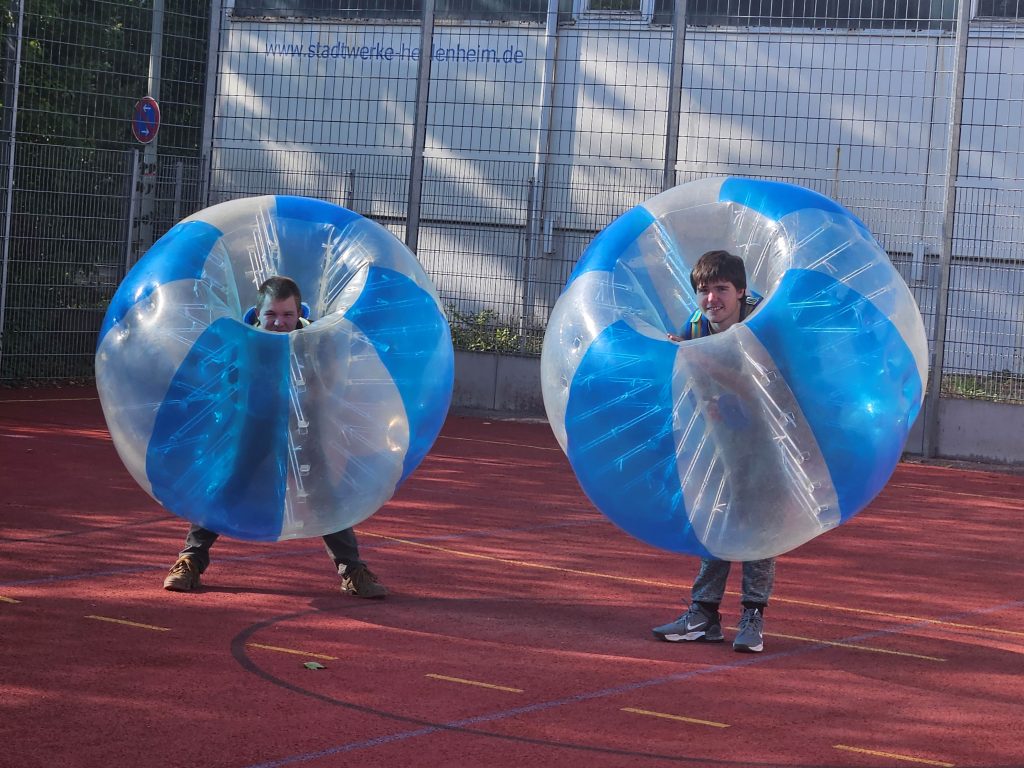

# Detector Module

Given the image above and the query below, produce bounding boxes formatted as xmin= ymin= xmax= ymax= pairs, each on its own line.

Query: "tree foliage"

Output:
xmin=0 ymin=1 xmax=210 ymax=381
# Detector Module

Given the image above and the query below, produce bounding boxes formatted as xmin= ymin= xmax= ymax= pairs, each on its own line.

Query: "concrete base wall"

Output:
xmin=912 ymin=397 xmax=1024 ymax=465
xmin=452 ymin=351 xmax=1024 ymax=466
xmin=452 ymin=350 xmax=547 ymax=418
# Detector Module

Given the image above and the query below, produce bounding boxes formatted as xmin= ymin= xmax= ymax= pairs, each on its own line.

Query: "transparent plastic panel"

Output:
xmin=282 ymin=314 xmax=407 ymax=539
xmin=672 ymin=327 xmax=839 ymax=561
xmin=97 ymin=195 xmax=453 ymax=541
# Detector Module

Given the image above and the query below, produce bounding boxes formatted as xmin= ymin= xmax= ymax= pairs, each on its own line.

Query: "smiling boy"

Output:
xmin=669 ymin=249 xmax=760 ymax=341
xmin=655 ymin=250 xmax=772 ymax=653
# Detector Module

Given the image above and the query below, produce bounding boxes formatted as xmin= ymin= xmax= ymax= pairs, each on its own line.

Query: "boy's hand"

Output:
xmin=667 ymin=333 xmax=684 ymax=343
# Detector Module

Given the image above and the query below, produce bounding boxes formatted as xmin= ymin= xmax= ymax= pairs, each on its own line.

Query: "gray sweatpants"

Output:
xmin=691 ymin=557 xmax=775 ymax=607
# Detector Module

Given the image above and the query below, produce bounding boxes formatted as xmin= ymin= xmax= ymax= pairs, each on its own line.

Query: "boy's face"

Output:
xmin=696 ymin=279 xmax=746 ymax=332
xmin=258 ymin=296 xmax=301 ymax=333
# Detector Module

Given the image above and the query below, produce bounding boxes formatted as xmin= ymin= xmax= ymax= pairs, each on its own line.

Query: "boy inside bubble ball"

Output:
xmin=654 ymin=249 xmax=772 ymax=653
xmin=162 ymin=275 xmax=388 ymax=599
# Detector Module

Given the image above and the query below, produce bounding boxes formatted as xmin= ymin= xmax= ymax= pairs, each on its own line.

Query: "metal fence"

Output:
xmin=1 ymin=1 xmax=1023 ymax=424
xmin=0 ymin=0 xmax=209 ymax=381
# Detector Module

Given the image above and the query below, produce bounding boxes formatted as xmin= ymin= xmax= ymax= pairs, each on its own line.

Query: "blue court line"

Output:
xmin=245 ymin=597 xmax=1024 ymax=768
xmin=246 ymin=657 xmax=771 ymax=768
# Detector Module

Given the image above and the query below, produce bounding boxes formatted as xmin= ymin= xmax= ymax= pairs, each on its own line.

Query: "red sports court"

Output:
xmin=1 ymin=387 xmax=1022 ymax=768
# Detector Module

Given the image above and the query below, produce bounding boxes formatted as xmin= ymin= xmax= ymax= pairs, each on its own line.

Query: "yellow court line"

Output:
xmin=884 ymin=482 xmax=1024 ymax=505
xmin=621 ymin=707 xmax=729 ymax=728
xmin=0 ymin=397 xmax=100 ymax=404
xmin=360 ymin=532 xmax=684 ymax=587
xmin=835 ymin=744 xmax=954 ymax=767
xmin=85 ymin=615 xmax=170 ymax=631
xmin=425 ymin=673 xmax=523 ymax=693
xmin=247 ymin=643 xmax=337 ymax=661
xmin=768 ymin=633 xmax=946 ymax=662
xmin=437 ymin=435 xmax=562 ymax=452
xmin=0 ymin=595 xmax=20 ymax=604
xmin=359 ymin=532 xmax=1006 ymax=639
xmin=766 ymin=595 xmax=1024 ymax=639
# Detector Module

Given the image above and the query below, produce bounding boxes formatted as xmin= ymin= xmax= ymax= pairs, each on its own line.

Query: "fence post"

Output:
xmin=522 ymin=0 xmax=562 ymax=352
xmin=662 ymin=0 xmax=687 ymax=192
xmin=923 ymin=0 xmax=972 ymax=458
xmin=199 ymin=0 xmax=225 ymax=208
xmin=0 ymin=0 xmax=24 ymax=374
xmin=138 ymin=0 xmax=164 ymax=256
xmin=343 ymin=168 xmax=355 ymax=210
xmin=521 ymin=178 xmax=537 ymax=352
xmin=831 ymin=146 xmax=842 ymax=201
xmin=173 ymin=160 xmax=184 ymax=222
xmin=405 ymin=0 xmax=435 ymax=254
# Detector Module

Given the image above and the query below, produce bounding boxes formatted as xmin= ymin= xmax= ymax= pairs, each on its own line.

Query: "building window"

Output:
xmin=232 ymin=0 xmax=955 ymax=27
xmin=588 ymin=0 xmax=642 ymax=9
xmin=687 ymin=0 xmax=954 ymax=30
xmin=573 ymin=0 xmax=658 ymax=17
xmin=976 ymin=0 xmax=1023 ymax=18
xmin=231 ymin=0 xmax=550 ymax=22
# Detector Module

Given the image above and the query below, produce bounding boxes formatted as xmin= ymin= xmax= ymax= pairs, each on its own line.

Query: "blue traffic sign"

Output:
xmin=132 ymin=97 xmax=161 ymax=144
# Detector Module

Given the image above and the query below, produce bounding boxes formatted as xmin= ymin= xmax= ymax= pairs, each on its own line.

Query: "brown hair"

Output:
xmin=689 ymin=250 xmax=747 ymax=293
xmin=256 ymin=276 xmax=302 ymax=314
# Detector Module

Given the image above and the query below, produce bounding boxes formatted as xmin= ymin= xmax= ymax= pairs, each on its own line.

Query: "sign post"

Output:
xmin=130 ymin=96 xmax=160 ymax=270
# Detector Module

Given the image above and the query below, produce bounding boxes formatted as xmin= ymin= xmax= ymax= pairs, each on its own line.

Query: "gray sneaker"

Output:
xmin=652 ymin=603 xmax=724 ymax=643
xmin=733 ymin=607 xmax=764 ymax=653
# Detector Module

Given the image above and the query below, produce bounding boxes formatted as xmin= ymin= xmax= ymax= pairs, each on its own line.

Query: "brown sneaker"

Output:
xmin=163 ymin=556 xmax=201 ymax=592
xmin=340 ymin=565 xmax=387 ymax=599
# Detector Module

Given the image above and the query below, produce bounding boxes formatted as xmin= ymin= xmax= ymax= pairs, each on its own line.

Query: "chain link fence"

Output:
xmin=1 ymin=0 xmax=1022 ymax=422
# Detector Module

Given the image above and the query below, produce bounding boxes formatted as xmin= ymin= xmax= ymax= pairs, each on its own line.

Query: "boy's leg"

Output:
xmin=179 ymin=525 xmax=219 ymax=573
xmin=164 ymin=524 xmax=217 ymax=591
xmin=733 ymin=558 xmax=775 ymax=653
xmin=324 ymin=528 xmax=387 ymax=599
xmin=652 ymin=558 xmax=729 ymax=642
xmin=739 ymin=558 xmax=775 ymax=609
xmin=322 ymin=527 xmax=364 ymax=571
xmin=691 ymin=558 xmax=732 ymax=610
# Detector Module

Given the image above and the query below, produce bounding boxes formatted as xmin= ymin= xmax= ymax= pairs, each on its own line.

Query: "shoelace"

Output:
xmin=738 ymin=611 xmax=763 ymax=631
xmin=682 ymin=607 xmax=707 ymax=627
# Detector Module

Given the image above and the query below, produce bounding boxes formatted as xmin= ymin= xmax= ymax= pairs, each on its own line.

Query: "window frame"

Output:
xmin=571 ymin=0 xmax=657 ymax=21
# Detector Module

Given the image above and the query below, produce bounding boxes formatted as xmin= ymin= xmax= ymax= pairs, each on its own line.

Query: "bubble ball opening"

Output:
xmin=96 ymin=195 xmax=454 ymax=542
xmin=541 ymin=177 xmax=928 ymax=561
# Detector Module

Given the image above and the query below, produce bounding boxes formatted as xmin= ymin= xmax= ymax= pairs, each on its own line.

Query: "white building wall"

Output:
xmin=209 ymin=8 xmax=1024 ymax=377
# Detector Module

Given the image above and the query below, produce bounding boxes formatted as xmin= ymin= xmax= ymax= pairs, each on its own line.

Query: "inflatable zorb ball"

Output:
xmin=96 ymin=195 xmax=453 ymax=541
xmin=542 ymin=177 xmax=928 ymax=561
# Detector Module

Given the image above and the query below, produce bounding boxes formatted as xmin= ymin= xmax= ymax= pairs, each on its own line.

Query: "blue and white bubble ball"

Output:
xmin=96 ymin=195 xmax=454 ymax=541
xmin=542 ymin=177 xmax=928 ymax=561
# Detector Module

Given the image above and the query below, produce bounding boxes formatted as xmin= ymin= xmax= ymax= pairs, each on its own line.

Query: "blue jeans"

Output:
xmin=179 ymin=524 xmax=366 ymax=574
